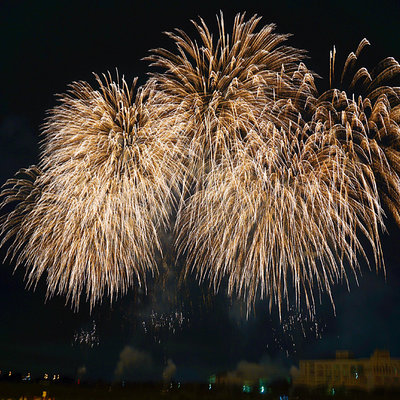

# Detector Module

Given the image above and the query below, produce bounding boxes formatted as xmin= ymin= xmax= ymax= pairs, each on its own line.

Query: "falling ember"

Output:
xmin=141 ymin=310 xmax=189 ymax=343
xmin=270 ymin=305 xmax=326 ymax=356
xmin=73 ymin=320 xmax=100 ymax=348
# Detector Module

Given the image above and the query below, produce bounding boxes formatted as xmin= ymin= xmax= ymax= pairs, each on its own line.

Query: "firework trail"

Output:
xmin=0 ymin=74 xmax=185 ymax=308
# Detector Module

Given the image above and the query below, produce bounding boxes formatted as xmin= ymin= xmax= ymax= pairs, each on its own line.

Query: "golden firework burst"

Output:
xmin=1 ymin=13 xmax=399 ymax=315
xmin=1 ymin=74 xmax=185 ymax=308
xmin=312 ymin=40 xmax=400 ymax=224
xmin=147 ymin=12 xmax=315 ymax=182
xmin=176 ymin=117 xmax=385 ymax=315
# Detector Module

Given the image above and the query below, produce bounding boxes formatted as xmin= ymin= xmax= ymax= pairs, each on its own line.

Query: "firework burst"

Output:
xmin=147 ymin=12 xmax=315 ymax=183
xmin=177 ymin=117 xmax=385 ymax=314
xmin=1 ymin=13 xmax=398 ymax=314
xmin=0 ymin=74 xmax=184 ymax=308
xmin=311 ymin=40 xmax=400 ymax=224
xmin=166 ymin=15 xmax=388 ymax=314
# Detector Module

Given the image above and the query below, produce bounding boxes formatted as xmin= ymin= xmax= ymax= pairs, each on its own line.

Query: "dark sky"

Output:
xmin=0 ymin=0 xmax=400 ymax=383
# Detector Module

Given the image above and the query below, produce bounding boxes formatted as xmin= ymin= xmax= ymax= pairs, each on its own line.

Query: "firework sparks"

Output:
xmin=0 ymin=74 xmax=185 ymax=308
xmin=311 ymin=40 xmax=400 ymax=224
xmin=73 ymin=320 xmax=100 ymax=348
xmin=141 ymin=310 xmax=189 ymax=343
xmin=270 ymin=305 xmax=326 ymax=356
xmin=177 ymin=118 xmax=385 ymax=314
xmin=170 ymin=14 xmax=392 ymax=315
xmin=1 ymin=13 xmax=399 ymax=315
xmin=147 ymin=12 xmax=315 ymax=185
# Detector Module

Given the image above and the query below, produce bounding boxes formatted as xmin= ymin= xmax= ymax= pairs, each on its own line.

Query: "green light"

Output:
xmin=260 ymin=385 xmax=265 ymax=394
xmin=242 ymin=385 xmax=252 ymax=393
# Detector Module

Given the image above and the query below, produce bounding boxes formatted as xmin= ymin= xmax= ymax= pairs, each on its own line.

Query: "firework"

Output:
xmin=147 ymin=12 xmax=315 ymax=184
xmin=0 ymin=166 xmax=42 ymax=249
xmin=162 ymin=14 xmax=388 ymax=314
xmin=1 ymin=13 xmax=398 ymax=315
xmin=73 ymin=320 xmax=100 ymax=348
xmin=141 ymin=310 xmax=189 ymax=343
xmin=311 ymin=40 xmax=400 ymax=224
xmin=270 ymin=305 xmax=325 ymax=356
xmin=0 ymin=74 xmax=185 ymax=308
xmin=176 ymin=118 xmax=385 ymax=314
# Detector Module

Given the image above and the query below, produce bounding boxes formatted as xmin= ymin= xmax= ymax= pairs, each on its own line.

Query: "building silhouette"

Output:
xmin=294 ymin=350 xmax=400 ymax=392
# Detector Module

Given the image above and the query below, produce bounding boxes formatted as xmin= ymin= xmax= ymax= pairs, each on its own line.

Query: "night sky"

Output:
xmin=0 ymin=0 xmax=400 ymax=383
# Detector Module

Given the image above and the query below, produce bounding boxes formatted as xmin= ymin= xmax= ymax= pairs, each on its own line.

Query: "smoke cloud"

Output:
xmin=76 ymin=365 xmax=87 ymax=378
xmin=226 ymin=357 xmax=288 ymax=383
xmin=290 ymin=365 xmax=300 ymax=379
xmin=114 ymin=346 xmax=153 ymax=380
xmin=162 ymin=359 xmax=176 ymax=382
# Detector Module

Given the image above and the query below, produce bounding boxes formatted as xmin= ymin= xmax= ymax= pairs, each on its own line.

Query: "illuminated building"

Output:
xmin=294 ymin=350 xmax=400 ymax=392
